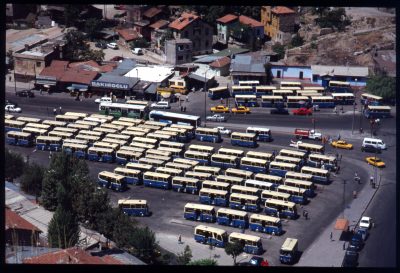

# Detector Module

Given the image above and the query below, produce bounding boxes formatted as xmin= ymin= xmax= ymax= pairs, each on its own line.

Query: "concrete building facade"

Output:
xmin=165 ymin=39 xmax=193 ymax=65
xmin=261 ymin=6 xmax=296 ymax=44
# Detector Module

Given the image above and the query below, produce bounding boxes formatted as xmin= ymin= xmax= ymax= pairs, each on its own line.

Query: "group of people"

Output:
xmin=53 ymin=106 xmax=62 ymax=115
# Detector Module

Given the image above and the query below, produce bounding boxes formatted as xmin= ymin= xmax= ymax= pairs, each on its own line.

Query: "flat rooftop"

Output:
xmin=124 ymin=65 xmax=174 ymax=83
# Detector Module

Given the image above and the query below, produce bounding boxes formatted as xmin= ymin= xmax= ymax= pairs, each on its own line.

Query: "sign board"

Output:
xmin=91 ymin=80 xmax=130 ymax=90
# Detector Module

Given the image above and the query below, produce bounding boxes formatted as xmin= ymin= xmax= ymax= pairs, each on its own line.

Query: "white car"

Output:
xmin=5 ymin=105 xmax=21 ymax=113
xmin=216 ymin=126 xmax=231 ymax=135
xmin=131 ymin=48 xmax=143 ymax=55
xmin=290 ymin=140 xmax=302 ymax=148
xmin=359 ymin=216 xmax=372 ymax=229
xmin=95 ymin=97 xmax=112 ymax=104
xmin=150 ymin=101 xmax=170 ymax=109
xmin=107 ymin=42 xmax=119 ymax=49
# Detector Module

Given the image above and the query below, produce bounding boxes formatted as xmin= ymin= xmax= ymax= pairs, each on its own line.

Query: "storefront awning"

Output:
xmin=334 ymin=218 xmax=349 ymax=231
xmin=71 ymin=84 xmax=88 ymax=90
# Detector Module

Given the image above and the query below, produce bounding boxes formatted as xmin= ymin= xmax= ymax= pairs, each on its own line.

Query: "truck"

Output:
xmin=294 ymin=129 xmax=322 ymax=140
xmin=206 ymin=114 xmax=226 ymax=122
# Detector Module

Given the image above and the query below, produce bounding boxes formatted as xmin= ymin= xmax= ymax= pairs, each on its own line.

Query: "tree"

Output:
xmin=188 ymin=258 xmax=218 ymax=266
xmin=63 ymin=30 xmax=91 ymax=61
xmin=64 ymin=4 xmax=83 ymax=27
xmin=20 ymin=163 xmax=44 ymax=197
xmin=112 ymin=212 xmax=136 ymax=248
xmin=264 ymin=63 xmax=273 ymax=85
xmin=314 ymin=7 xmax=350 ymax=31
xmin=5 ymin=148 xmax=25 ymax=180
xmin=81 ymin=49 xmax=105 ymax=62
xmin=41 ymin=169 xmax=59 ymax=211
xmin=130 ymin=226 xmax=157 ymax=261
xmin=47 ymin=206 xmax=80 ymax=248
xmin=176 ymin=245 xmax=193 ymax=265
xmin=84 ymin=18 xmax=102 ymax=41
xmin=365 ymin=75 xmax=396 ymax=103
xmin=272 ymin=43 xmax=285 ymax=60
xmin=291 ymin=33 xmax=304 ymax=47
xmin=224 ymin=241 xmax=243 ymax=265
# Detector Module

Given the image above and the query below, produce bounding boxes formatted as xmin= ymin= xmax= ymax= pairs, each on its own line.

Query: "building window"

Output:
xmin=277 ymin=70 xmax=281 ymax=78
xmin=299 ymin=71 xmax=303 ymax=79
xmin=312 ymin=75 xmax=318 ymax=82
xmin=36 ymin=62 xmax=41 ymax=67
xmin=178 ymin=45 xmax=184 ymax=51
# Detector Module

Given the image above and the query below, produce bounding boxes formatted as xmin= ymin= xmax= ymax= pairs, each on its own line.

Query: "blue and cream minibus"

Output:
xmin=6 ymin=131 xmax=34 ymax=147
xmin=5 ymin=120 xmax=26 ymax=132
xmin=284 ymin=178 xmax=315 ymax=197
xmin=184 ymin=150 xmax=211 ymax=165
xmin=286 ymin=96 xmax=309 ymax=108
xmin=332 ymin=93 xmax=355 ymax=105
xmin=199 ymin=188 xmax=229 ymax=207
xmin=211 ymin=154 xmax=239 ymax=169
xmin=87 ymin=146 xmax=115 ymax=163
xmin=115 ymin=149 xmax=142 ymax=165
xmin=328 ymin=80 xmax=351 ymax=93
xmin=225 ymin=168 xmax=254 ymax=180
xmin=231 ymin=132 xmax=257 ymax=148
xmin=249 ymin=214 xmax=283 ymax=235
xmin=307 ymin=153 xmax=337 ymax=171
xmin=240 ymin=157 xmax=268 ymax=173
xmin=36 ymin=136 xmax=62 ymax=151
xmin=62 ymin=142 xmax=88 ymax=159
xmin=228 ymin=232 xmax=263 ymax=255
xmin=254 ymin=173 xmax=283 ymax=188
xmin=118 ymin=199 xmax=149 ymax=216
xmin=255 ymin=86 xmax=276 ymax=97
xmin=202 ymin=180 xmax=230 ymax=191
xmin=261 ymin=95 xmax=284 ymax=108
xmin=114 ymin=167 xmax=142 ymax=185
xmin=246 ymin=127 xmax=272 ymax=142
xmin=235 ymin=95 xmax=258 ymax=107
xmin=244 ymin=179 xmax=274 ymax=191
xmin=311 ymin=96 xmax=335 ymax=108
xmin=364 ymin=105 xmax=391 ymax=119
xmin=277 ymin=185 xmax=308 ymax=204
xmin=195 ymin=127 xmax=222 ymax=143
xmin=194 ymin=225 xmax=228 ymax=248
xmin=208 ymin=86 xmax=230 ymax=99
xmin=216 ymin=175 xmax=244 ymax=186
xmin=193 ymin=166 xmax=221 ymax=177
xmin=143 ymin=171 xmax=171 ymax=190
xmin=301 ymin=166 xmax=330 ymax=184
xmin=269 ymin=161 xmax=296 ymax=177
xmin=360 ymin=93 xmax=382 ymax=106
xmin=172 ymin=176 xmax=200 ymax=193
xmin=216 ymin=208 xmax=248 ymax=229
xmin=261 ymin=190 xmax=290 ymax=203
xmin=184 ymin=203 xmax=216 ymax=223
xmin=229 ymin=193 xmax=260 ymax=212
xmin=97 ymin=171 xmax=126 ymax=192
xmin=264 ymin=198 xmax=297 ymax=219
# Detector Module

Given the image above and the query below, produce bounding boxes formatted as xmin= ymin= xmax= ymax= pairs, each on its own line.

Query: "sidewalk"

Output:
xmin=296 ymin=175 xmax=380 ymax=266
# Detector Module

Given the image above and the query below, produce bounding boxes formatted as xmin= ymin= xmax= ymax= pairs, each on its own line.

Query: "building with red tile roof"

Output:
xmin=149 ymin=19 xmax=170 ymax=48
xmin=216 ymin=14 xmax=238 ymax=24
xmin=6 ymin=207 xmax=41 ymax=246
xmin=168 ymin=12 xmax=213 ymax=56
xmin=143 ymin=7 xmax=162 ymax=19
xmin=216 ymin=14 xmax=264 ymax=44
xmin=23 ymin=247 xmax=122 ymax=264
xmin=209 ymin=56 xmax=231 ymax=76
xmin=239 ymin=15 xmax=264 ymax=28
xmin=116 ymin=28 xmax=140 ymax=43
xmin=261 ymin=6 xmax=297 ymax=44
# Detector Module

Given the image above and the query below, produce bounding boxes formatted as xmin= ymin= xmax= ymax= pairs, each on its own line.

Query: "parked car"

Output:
xmin=292 ymin=107 xmax=312 ymax=115
xmin=95 ymin=41 xmax=107 ymax=49
xmin=270 ymin=107 xmax=289 ymax=115
xmin=206 ymin=114 xmax=226 ymax=122
xmin=16 ymin=90 xmax=35 ymax=97
xmin=210 ymin=105 xmax=230 ymax=113
xmin=232 ymin=106 xmax=250 ymax=114
xmin=331 ymin=140 xmax=353 ymax=150
xmin=365 ymin=157 xmax=385 ymax=168
xmin=216 ymin=126 xmax=231 ymax=135
xmin=5 ymin=105 xmax=22 ymax=113
xmin=150 ymin=101 xmax=170 ymax=109
xmin=249 ymin=256 xmax=269 ymax=266
xmin=95 ymin=97 xmax=113 ymax=104
xmin=107 ymin=42 xmax=119 ymax=49
xmin=359 ymin=216 xmax=372 ymax=229
xmin=131 ymin=48 xmax=143 ymax=55
xmin=342 ymin=250 xmax=358 ymax=267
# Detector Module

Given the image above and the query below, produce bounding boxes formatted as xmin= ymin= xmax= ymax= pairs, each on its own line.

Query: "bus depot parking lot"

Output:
xmin=5 ymin=82 xmax=396 ymax=266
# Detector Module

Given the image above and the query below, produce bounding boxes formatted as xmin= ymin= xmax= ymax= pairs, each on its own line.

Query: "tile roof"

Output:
xmin=149 ymin=19 xmax=170 ymax=29
xmin=271 ymin=6 xmax=295 ymax=15
xmin=239 ymin=15 xmax=264 ymax=27
xmin=216 ymin=14 xmax=238 ymax=24
xmin=116 ymin=28 xmax=139 ymax=42
xmin=60 ymin=68 xmax=99 ymax=85
xmin=23 ymin=247 xmax=122 ymax=264
xmin=68 ymin=60 xmax=116 ymax=73
xmin=209 ymin=56 xmax=231 ymax=68
xmin=39 ymin=60 xmax=69 ymax=80
xmin=6 ymin=208 xmax=41 ymax=233
xmin=143 ymin=7 xmax=162 ymax=18
xmin=169 ymin=12 xmax=199 ymax=30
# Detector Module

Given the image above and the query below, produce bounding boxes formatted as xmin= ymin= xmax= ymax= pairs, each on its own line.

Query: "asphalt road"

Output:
xmin=5 ymin=87 xmax=396 ymax=266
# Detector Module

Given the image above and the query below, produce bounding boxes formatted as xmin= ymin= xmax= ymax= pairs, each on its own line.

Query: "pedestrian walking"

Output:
xmin=178 ymin=234 xmax=182 ymax=244
xmin=186 ymin=95 xmax=189 ymax=102
xmin=343 ymin=242 xmax=346 ymax=250
xmin=180 ymin=106 xmax=183 ymax=112
xmin=370 ymin=176 xmax=374 ymax=185
xmin=40 ymin=89 xmax=43 ymax=95
xmin=59 ymin=106 xmax=62 ymax=114
xmin=9 ymin=75 xmax=12 ymax=82
xmin=352 ymin=190 xmax=357 ymax=199
xmin=304 ymin=210 xmax=309 ymax=220
xmin=330 ymin=232 xmax=333 ymax=241
xmin=183 ymin=106 xmax=186 ymax=112
xmin=49 ymin=151 xmax=52 ymax=159
xmin=220 ymin=98 xmax=223 ymax=104
xmin=340 ymin=106 xmax=344 ymax=113
xmin=53 ymin=108 xmax=57 ymax=115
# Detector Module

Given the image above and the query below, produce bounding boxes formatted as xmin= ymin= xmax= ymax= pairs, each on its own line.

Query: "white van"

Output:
xmin=132 ymin=48 xmax=143 ymax=55
xmin=150 ymin=101 xmax=170 ymax=109
xmin=95 ymin=97 xmax=113 ymax=104
xmin=362 ymin=137 xmax=386 ymax=150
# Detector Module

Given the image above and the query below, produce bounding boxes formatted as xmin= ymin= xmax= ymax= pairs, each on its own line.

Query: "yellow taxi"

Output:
xmin=210 ymin=105 xmax=230 ymax=113
xmin=365 ymin=157 xmax=385 ymax=168
xmin=231 ymin=106 xmax=250 ymax=114
xmin=331 ymin=140 xmax=353 ymax=150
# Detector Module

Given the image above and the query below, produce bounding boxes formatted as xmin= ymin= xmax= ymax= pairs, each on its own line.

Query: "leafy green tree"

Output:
xmin=5 ymin=149 xmax=25 ymax=180
xmin=291 ymin=33 xmax=304 ymax=47
xmin=131 ymin=226 xmax=157 ymax=261
xmin=63 ymin=30 xmax=91 ymax=61
xmin=64 ymin=4 xmax=83 ymax=27
xmin=315 ymin=7 xmax=350 ymax=31
xmin=96 ymin=208 xmax=120 ymax=242
xmin=112 ymin=212 xmax=136 ymax=248
xmin=365 ymin=75 xmax=396 ymax=103
xmin=176 ymin=245 xmax=193 ymax=265
xmin=188 ymin=258 xmax=218 ymax=266
xmin=41 ymin=169 xmax=59 ymax=211
xmin=224 ymin=241 xmax=243 ymax=265
xmin=84 ymin=17 xmax=102 ymax=41
xmin=272 ymin=43 xmax=285 ymax=60
xmin=82 ymin=49 xmax=105 ymax=62
xmin=311 ymin=7 xmax=329 ymax=16
xmin=20 ymin=163 xmax=45 ymax=197
xmin=47 ymin=205 xmax=80 ymax=248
